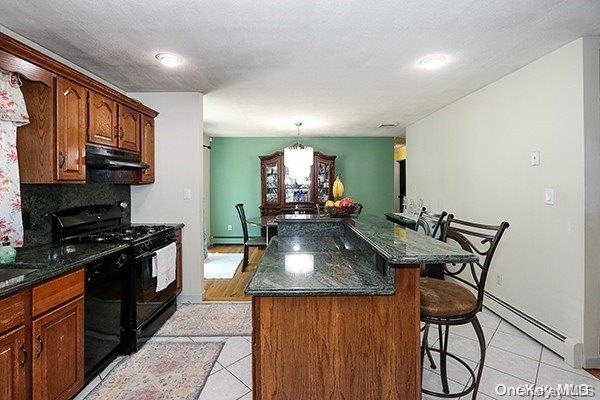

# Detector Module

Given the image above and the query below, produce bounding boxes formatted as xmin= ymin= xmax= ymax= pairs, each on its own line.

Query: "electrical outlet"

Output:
xmin=531 ymin=150 xmax=540 ymax=166
xmin=496 ymin=273 xmax=503 ymax=286
xmin=544 ymin=188 xmax=555 ymax=205
xmin=227 ymin=225 xmax=233 ymax=231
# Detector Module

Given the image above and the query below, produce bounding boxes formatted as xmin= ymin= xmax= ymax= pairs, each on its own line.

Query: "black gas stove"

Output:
xmin=77 ymin=224 xmax=171 ymax=243
xmin=50 ymin=204 xmax=178 ymax=381
xmin=50 ymin=204 xmax=175 ymax=253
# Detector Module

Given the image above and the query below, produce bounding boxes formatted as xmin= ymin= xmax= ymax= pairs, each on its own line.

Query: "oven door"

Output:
xmin=133 ymin=245 xmax=177 ymax=330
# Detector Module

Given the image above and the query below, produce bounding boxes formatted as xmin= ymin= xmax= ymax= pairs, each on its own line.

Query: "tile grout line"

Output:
xmin=533 ymin=345 xmax=543 ymax=388
xmin=223 ymin=359 xmax=253 ymax=391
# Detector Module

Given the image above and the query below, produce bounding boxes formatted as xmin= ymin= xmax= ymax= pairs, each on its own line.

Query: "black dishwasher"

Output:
xmin=84 ymin=251 xmax=130 ymax=381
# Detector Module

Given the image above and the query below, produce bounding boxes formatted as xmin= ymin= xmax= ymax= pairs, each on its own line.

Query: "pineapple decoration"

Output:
xmin=325 ymin=176 xmax=356 ymax=217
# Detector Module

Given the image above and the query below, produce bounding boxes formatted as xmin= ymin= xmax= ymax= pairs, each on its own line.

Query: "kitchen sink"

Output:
xmin=0 ymin=267 xmax=40 ymax=290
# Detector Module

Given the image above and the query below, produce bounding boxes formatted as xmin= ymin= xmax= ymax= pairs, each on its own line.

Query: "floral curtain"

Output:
xmin=0 ymin=71 xmax=30 ymax=247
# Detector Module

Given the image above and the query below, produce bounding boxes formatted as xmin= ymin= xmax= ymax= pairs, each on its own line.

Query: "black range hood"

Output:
xmin=86 ymin=145 xmax=148 ymax=184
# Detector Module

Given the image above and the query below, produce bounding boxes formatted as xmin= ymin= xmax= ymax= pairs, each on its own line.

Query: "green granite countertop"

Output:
xmin=246 ymin=214 xmax=477 ymax=297
xmin=0 ymin=242 xmax=129 ymax=298
xmin=384 ymin=212 xmax=418 ymax=228
xmin=245 ymin=235 xmax=395 ymax=296
xmin=344 ymin=215 xmax=477 ymax=265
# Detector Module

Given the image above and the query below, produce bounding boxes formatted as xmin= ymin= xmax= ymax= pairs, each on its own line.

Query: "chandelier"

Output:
xmin=284 ymin=122 xmax=313 ymax=181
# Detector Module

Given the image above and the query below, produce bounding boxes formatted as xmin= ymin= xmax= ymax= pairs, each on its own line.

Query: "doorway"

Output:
xmin=397 ymin=159 xmax=406 ymax=212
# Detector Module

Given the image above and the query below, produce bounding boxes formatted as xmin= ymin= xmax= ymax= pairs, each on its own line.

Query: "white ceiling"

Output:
xmin=1 ymin=1 xmax=599 ymax=137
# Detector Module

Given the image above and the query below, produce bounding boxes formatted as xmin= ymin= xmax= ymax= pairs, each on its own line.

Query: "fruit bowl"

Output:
xmin=326 ymin=205 xmax=356 ymax=218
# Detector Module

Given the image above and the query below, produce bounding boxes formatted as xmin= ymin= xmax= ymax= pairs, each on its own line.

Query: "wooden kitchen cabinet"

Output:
xmin=118 ymin=105 xmax=140 ymax=152
xmin=0 ymin=269 xmax=84 ymax=400
xmin=139 ymin=114 xmax=155 ymax=183
xmin=0 ymin=327 xmax=28 ymax=400
xmin=32 ymin=297 xmax=84 ymax=400
xmin=56 ymin=77 xmax=88 ymax=181
xmin=88 ymin=91 xmax=118 ymax=147
xmin=3 ymin=34 xmax=159 ymax=184
xmin=17 ymin=75 xmax=87 ymax=183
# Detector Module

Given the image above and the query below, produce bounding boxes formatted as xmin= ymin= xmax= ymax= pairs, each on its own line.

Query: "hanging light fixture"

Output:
xmin=284 ymin=122 xmax=314 ymax=182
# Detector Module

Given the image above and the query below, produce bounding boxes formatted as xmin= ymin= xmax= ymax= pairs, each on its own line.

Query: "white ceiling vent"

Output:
xmin=378 ymin=123 xmax=399 ymax=128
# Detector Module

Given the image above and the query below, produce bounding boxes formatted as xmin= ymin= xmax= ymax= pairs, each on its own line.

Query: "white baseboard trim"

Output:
xmin=177 ymin=294 xmax=204 ymax=304
xmin=484 ymin=297 xmax=583 ymax=368
xmin=583 ymin=355 xmax=600 ymax=369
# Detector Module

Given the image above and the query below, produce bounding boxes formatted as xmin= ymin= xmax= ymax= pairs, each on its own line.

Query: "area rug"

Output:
xmin=84 ymin=341 xmax=223 ymax=400
xmin=204 ymin=253 xmax=244 ymax=279
xmin=156 ymin=302 xmax=252 ymax=337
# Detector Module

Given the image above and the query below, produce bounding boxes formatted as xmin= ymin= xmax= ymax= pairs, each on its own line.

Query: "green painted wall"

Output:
xmin=210 ymin=137 xmax=394 ymax=243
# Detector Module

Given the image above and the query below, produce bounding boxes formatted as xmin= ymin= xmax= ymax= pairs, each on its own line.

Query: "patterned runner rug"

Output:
xmin=84 ymin=341 xmax=223 ymax=399
xmin=157 ymin=302 xmax=252 ymax=337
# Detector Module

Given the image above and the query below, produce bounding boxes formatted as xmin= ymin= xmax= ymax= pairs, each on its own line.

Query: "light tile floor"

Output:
xmin=75 ymin=308 xmax=599 ymax=400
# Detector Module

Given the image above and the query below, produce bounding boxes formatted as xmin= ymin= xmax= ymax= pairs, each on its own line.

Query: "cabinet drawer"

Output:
xmin=32 ymin=269 xmax=84 ymax=317
xmin=0 ymin=292 xmax=27 ymax=334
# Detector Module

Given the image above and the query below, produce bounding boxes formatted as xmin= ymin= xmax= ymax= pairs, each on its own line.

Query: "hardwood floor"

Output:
xmin=203 ymin=244 xmax=264 ymax=301
xmin=587 ymin=369 xmax=600 ymax=379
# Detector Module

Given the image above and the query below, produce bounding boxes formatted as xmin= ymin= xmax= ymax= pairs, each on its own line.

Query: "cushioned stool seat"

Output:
xmin=420 ymin=277 xmax=477 ymax=319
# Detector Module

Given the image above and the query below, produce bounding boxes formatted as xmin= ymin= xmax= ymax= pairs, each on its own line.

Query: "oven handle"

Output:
xmin=135 ymin=251 xmax=157 ymax=261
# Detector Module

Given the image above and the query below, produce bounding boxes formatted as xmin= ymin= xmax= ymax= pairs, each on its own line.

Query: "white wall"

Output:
xmin=406 ymin=38 xmax=600 ymax=364
xmin=130 ymin=92 xmax=205 ymax=302
xmin=582 ymin=37 xmax=600 ymax=367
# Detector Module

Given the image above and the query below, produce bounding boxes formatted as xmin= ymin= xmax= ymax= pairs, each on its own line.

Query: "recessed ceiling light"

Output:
xmin=155 ymin=53 xmax=183 ymax=67
xmin=417 ymin=54 xmax=448 ymax=69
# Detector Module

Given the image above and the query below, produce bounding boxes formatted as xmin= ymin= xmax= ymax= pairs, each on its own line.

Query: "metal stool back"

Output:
xmin=421 ymin=214 xmax=509 ymax=399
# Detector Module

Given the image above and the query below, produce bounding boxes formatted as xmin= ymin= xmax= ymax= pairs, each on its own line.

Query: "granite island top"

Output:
xmin=344 ymin=215 xmax=477 ymax=265
xmin=245 ymin=235 xmax=395 ymax=296
xmin=0 ymin=242 xmax=129 ymax=298
xmin=246 ymin=214 xmax=477 ymax=296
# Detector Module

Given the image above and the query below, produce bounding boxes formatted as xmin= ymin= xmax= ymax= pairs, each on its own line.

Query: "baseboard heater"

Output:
xmin=481 ymin=290 xmax=588 ymax=367
xmin=483 ymin=290 xmax=566 ymax=341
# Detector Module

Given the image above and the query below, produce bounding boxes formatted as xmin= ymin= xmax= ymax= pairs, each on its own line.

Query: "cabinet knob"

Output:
xmin=58 ymin=152 xmax=65 ymax=168
xmin=114 ymin=126 xmax=119 ymax=139
xmin=119 ymin=126 xmax=125 ymax=140
xmin=35 ymin=335 xmax=44 ymax=358
xmin=19 ymin=344 xmax=27 ymax=368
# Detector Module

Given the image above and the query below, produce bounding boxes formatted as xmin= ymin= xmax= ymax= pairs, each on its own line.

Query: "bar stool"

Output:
xmin=421 ymin=215 xmax=509 ymax=399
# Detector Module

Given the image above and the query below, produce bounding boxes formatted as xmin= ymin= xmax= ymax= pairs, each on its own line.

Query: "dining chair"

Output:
xmin=354 ymin=203 xmax=364 ymax=214
xmin=420 ymin=215 xmax=509 ymax=399
xmin=235 ymin=204 xmax=267 ymax=271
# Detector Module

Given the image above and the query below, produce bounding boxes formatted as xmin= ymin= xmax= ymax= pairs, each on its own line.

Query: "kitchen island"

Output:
xmin=246 ymin=214 xmax=477 ymax=400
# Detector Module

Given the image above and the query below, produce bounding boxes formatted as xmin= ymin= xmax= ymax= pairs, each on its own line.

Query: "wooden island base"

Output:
xmin=251 ymin=266 xmax=421 ymax=400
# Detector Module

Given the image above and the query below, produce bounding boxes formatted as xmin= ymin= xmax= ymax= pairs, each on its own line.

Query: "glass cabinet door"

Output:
xmin=264 ymin=161 xmax=280 ymax=204
xmin=313 ymin=153 xmax=335 ymax=204
xmin=316 ymin=161 xmax=331 ymax=203
xmin=284 ymin=165 xmax=312 ymax=203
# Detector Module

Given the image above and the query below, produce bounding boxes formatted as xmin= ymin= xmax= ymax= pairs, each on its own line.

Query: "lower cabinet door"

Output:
xmin=0 ymin=326 xmax=28 ymax=400
xmin=32 ymin=297 xmax=84 ymax=400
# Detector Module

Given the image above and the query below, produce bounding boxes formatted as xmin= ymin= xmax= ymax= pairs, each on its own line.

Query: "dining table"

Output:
xmin=246 ymin=215 xmax=278 ymax=243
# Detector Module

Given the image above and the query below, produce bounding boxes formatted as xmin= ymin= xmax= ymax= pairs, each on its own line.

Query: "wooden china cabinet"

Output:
xmin=259 ymin=150 xmax=336 ymax=216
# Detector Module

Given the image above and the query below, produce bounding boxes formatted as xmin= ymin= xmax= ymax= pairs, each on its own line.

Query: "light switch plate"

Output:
xmin=531 ymin=151 xmax=540 ymax=166
xmin=544 ymin=188 xmax=555 ymax=205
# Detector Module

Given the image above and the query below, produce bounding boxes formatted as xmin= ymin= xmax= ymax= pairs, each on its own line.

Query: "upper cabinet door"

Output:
xmin=88 ymin=92 xmax=118 ymax=147
xmin=140 ymin=115 xmax=155 ymax=183
xmin=56 ymin=77 xmax=87 ymax=181
xmin=118 ymin=105 xmax=140 ymax=152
